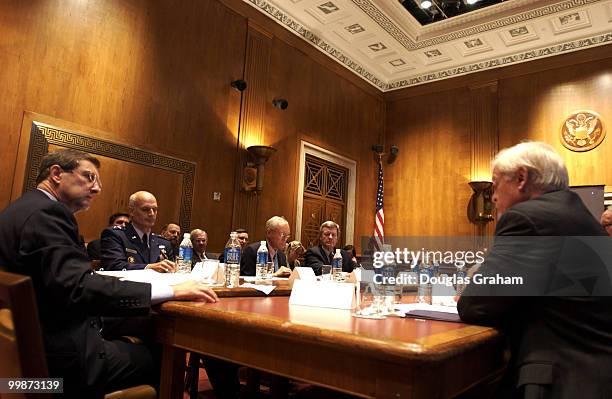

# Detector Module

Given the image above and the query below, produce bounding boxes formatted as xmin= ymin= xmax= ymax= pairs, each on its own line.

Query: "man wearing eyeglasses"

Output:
xmin=101 ymin=191 xmax=176 ymax=273
xmin=305 ymin=220 xmax=357 ymax=275
xmin=0 ymin=149 xmax=218 ymax=397
xmin=602 ymin=208 xmax=612 ymax=237
xmin=240 ymin=216 xmax=291 ymax=276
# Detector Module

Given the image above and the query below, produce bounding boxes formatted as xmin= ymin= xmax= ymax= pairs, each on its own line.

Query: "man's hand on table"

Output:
xmin=146 ymin=260 xmax=176 ymax=273
xmin=172 ymin=280 xmax=219 ymax=303
xmin=273 ymin=266 xmax=292 ymax=278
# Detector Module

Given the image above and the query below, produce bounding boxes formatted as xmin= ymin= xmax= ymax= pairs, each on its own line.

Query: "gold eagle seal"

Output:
xmin=560 ymin=110 xmax=605 ymax=152
xmin=128 ymin=256 xmax=135 ymax=264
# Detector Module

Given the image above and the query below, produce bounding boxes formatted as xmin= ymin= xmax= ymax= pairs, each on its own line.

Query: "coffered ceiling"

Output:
xmin=243 ymin=0 xmax=612 ymax=91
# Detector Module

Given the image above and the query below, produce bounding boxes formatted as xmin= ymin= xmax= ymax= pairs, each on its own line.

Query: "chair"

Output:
xmin=0 ymin=271 xmax=156 ymax=399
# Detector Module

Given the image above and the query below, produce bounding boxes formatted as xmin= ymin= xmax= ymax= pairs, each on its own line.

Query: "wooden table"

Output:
xmin=212 ymin=279 xmax=292 ymax=297
xmin=156 ymin=296 xmax=505 ymax=398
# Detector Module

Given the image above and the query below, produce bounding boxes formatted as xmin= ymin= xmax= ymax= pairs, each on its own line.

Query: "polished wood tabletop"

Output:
xmin=156 ymin=296 xmax=505 ymax=398
xmin=212 ymin=279 xmax=291 ymax=297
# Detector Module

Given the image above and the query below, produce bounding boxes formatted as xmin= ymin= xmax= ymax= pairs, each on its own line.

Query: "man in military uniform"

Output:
xmin=101 ymin=191 xmax=175 ymax=272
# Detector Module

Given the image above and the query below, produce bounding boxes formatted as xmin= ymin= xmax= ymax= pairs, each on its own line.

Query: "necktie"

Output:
xmin=142 ymin=234 xmax=151 ymax=262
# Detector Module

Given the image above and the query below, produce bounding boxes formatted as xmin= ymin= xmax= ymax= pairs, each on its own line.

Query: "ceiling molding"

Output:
xmin=246 ymin=0 xmax=612 ymax=91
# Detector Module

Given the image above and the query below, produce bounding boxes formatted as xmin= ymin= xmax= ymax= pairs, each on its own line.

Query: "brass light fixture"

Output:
xmin=246 ymin=145 xmax=277 ymax=193
xmin=467 ymin=181 xmax=494 ymax=224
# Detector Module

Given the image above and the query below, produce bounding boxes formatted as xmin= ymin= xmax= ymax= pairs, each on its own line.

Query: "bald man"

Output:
xmin=101 ymin=191 xmax=176 ymax=272
xmin=602 ymin=208 xmax=612 ymax=237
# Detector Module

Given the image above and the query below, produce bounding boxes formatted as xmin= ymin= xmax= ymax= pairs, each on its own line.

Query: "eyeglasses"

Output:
xmin=279 ymin=232 xmax=290 ymax=239
xmin=64 ymin=168 xmax=101 ymax=186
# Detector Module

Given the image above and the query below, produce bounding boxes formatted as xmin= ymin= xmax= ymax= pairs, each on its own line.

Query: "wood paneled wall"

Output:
xmin=0 ymin=0 xmax=383 ymax=252
xmin=385 ymin=88 xmax=473 ymax=237
xmin=386 ymin=47 xmax=612 ymax=236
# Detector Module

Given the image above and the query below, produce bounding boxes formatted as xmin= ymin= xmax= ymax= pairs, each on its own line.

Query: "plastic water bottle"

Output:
xmin=381 ymin=250 xmax=398 ymax=310
xmin=176 ymin=233 xmax=192 ymax=273
xmin=224 ymin=232 xmax=241 ymax=287
xmin=455 ymin=263 xmax=467 ymax=296
xmin=256 ymin=241 xmax=268 ymax=281
xmin=417 ymin=262 xmax=433 ymax=304
xmin=331 ymin=249 xmax=343 ymax=281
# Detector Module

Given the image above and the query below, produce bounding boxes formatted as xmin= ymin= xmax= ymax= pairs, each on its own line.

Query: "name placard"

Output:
xmin=289 ymin=279 xmax=356 ymax=310
xmin=191 ymin=260 xmax=224 ymax=283
xmin=288 ymin=266 xmax=316 ymax=287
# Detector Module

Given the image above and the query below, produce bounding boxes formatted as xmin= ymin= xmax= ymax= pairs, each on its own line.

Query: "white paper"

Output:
xmin=289 ymin=280 xmax=356 ymax=310
xmin=96 ymin=269 xmax=198 ymax=286
xmin=240 ymin=283 xmax=276 ymax=295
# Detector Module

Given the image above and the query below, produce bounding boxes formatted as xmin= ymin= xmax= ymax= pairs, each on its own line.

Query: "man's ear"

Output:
xmin=48 ymin=165 xmax=63 ymax=184
xmin=516 ymin=166 xmax=529 ymax=192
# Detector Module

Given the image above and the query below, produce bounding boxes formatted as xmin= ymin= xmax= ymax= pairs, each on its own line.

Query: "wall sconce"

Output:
xmin=387 ymin=145 xmax=399 ymax=164
xmin=231 ymin=79 xmax=247 ymax=92
xmin=272 ymin=98 xmax=288 ymax=110
xmin=245 ymin=145 xmax=277 ymax=193
xmin=467 ymin=181 xmax=494 ymax=224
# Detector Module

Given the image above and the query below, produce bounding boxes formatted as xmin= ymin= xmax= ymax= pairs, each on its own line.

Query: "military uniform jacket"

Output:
xmin=0 ymin=189 xmax=151 ymax=395
xmin=100 ymin=223 xmax=174 ymax=270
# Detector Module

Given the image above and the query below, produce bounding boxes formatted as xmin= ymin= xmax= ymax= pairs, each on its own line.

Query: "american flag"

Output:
xmin=373 ymin=158 xmax=384 ymax=251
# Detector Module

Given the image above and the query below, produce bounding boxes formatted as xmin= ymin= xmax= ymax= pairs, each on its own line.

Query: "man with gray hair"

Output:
xmin=240 ymin=216 xmax=291 ymax=276
xmin=601 ymin=208 xmax=612 ymax=237
xmin=458 ymin=142 xmax=612 ymax=398
xmin=190 ymin=228 xmax=211 ymax=265
xmin=0 ymin=149 xmax=218 ymax=396
xmin=305 ymin=220 xmax=356 ymax=275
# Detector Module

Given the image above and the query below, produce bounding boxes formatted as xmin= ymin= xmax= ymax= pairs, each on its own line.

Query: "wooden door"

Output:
xmin=300 ymin=155 xmax=348 ymax=249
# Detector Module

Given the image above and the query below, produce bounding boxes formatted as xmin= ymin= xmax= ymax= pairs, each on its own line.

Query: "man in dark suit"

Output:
xmin=160 ymin=222 xmax=181 ymax=254
xmin=101 ymin=191 xmax=176 ymax=273
xmin=191 ymin=228 xmax=213 ymax=265
xmin=458 ymin=142 xmax=612 ymax=399
xmin=305 ymin=220 xmax=357 ymax=275
xmin=87 ymin=212 xmax=130 ymax=261
xmin=0 ymin=149 xmax=217 ymax=397
xmin=240 ymin=216 xmax=290 ymax=276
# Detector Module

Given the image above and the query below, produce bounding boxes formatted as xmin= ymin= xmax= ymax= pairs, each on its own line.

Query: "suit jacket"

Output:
xmin=87 ymin=238 xmax=102 ymax=261
xmin=458 ymin=190 xmax=612 ymax=399
xmin=240 ymin=241 xmax=287 ymax=276
xmin=304 ymin=245 xmax=356 ymax=275
xmin=0 ymin=190 xmax=151 ymax=396
xmin=100 ymin=223 xmax=174 ymax=270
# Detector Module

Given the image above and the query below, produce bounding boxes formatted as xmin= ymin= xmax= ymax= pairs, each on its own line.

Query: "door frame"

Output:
xmin=295 ymin=140 xmax=356 ymax=244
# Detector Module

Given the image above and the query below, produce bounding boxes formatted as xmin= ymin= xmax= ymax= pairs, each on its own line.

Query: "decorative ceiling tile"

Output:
xmin=333 ymin=21 xmax=375 ymax=42
xmin=456 ymin=37 xmax=493 ymax=57
xmin=550 ymin=10 xmax=591 ymax=34
xmin=305 ymin=1 xmax=348 ymax=24
xmin=360 ymin=41 xmax=396 ymax=59
xmin=421 ymin=48 xmax=452 ymax=65
xmin=499 ymin=24 xmax=539 ymax=46
xmin=380 ymin=57 xmax=415 ymax=74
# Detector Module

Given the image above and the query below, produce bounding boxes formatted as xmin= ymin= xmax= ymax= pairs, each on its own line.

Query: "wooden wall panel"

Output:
xmin=0 ymin=0 xmax=246 ymax=251
xmin=386 ymin=51 xmax=612 ymax=237
xmin=253 ymin=37 xmax=384 ymax=249
xmin=498 ymin=59 xmax=612 ymax=189
xmin=385 ymin=88 xmax=473 ymax=237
